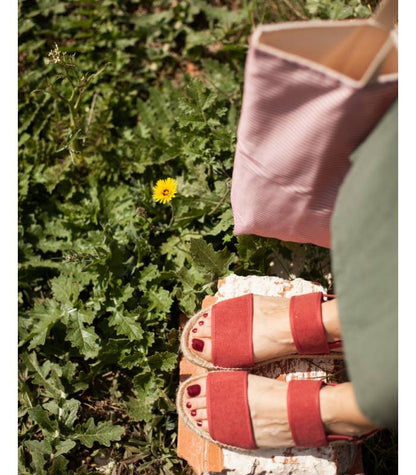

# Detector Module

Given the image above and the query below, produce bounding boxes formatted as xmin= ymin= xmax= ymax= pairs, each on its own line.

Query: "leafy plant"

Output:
xmin=305 ymin=0 xmax=372 ymax=19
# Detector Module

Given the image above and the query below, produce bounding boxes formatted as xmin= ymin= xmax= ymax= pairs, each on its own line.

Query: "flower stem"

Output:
xmin=168 ymin=202 xmax=175 ymax=227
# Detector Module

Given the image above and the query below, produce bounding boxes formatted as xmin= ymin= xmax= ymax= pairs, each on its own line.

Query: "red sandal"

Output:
xmin=177 ymin=371 xmax=375 ymax=451
xmin=181 ymin=292 xmax=343 ymax=370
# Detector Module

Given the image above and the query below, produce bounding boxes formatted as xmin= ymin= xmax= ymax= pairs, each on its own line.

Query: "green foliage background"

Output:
xmin=18 ymin=0 xmax=395 ymax=473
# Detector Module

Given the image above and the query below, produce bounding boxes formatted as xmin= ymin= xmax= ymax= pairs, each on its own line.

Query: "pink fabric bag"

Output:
xmin=231 ymin=0 xmax=398 ymax=248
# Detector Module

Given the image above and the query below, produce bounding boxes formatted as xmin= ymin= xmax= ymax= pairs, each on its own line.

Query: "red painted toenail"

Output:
xmin=197 ymin=420 xmax=203 ymax=427
xmin=186 ymin=402 xmax=192 ymax=409
xmin=203 ymin=312 xmax=208 ymax=318
xmin=192 ymin=328 xmax=198 ymax=333
xmin=198 ymin=321 xmax=204 ymax=326
xmin=187 ymin=384 xmax=201 ymax=397
xmin=191 ymin=410 xmax=197 ymax=417
xmin=192 ymin=339 xmax=204 ymax=352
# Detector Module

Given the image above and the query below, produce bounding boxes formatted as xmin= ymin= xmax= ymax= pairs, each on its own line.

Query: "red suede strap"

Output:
xmin=212 ymin=294 xmax=254 ymax=368
xmin=289 ymin=293 xmax=330 ymax=355
xmin=287 ymin=379 xmax=328 ymax=447
xmin=327 ymin=433 xmax=358 ymax=443
xmin=207 ymin=371 xmax=257 ymax=450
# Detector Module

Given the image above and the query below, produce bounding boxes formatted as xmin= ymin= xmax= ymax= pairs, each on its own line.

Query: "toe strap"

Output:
xmin=212 ymin=294 xmax=254 ymax=368
xmin=207 ymin=371 xmax=257 ymax=450
xmin=289 ymin=292 xmax=331 ymax=355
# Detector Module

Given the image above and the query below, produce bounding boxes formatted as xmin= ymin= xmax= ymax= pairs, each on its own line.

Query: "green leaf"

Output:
xmin=176 ymin=265 xmax=206 ymax=291
xmin=73 ymin=418 xmax=124 ymax=448
xmin=160 ymin=234 xmax=193 ymax=267
xmin=28 ymin=406 xmax=59 ymax=438
xmin=48 ymin=454 xmax=69 ymax=474
xmin=176 ymin=288 xmax=197 ymax=315
xmin=24 ymin=439 xmax=52 ymax=475
xmin=43 ymin=398 xmax=80 ymax=429
xmin=61 ymin=399 xmax=81 ymax=429
xmin=329 ymin=4 xmax=353 ymax=19
xmin=19 ymin=375 xmax=36 ymax=413
xmin=125 ymin=396 xmax=154 ymax=422
xmin=137 ymin=264 xmax=160 ymax=291
xmin=127 ymin=372 xmax=163 ymax=422
xmin=117 ymin=283 xmax=136 ymax=304
xmin=18 ymin=445 xmax=31 ymax=475
xmin=190 ymin=237 xmax=234 ymax=277
xmin=25 ymin=300 xmax=63 ymax=350
xmin=148 ymin=352 xmax=178 ymax=372
xmin=65 ymin=308 xmax=100 ymax=359
xmin=54 ymin=440 xmax=76 ymax=457
xmin=355 ymin=4 xmax=372 ymax=17
xmin=43 ymin=399 xmax=81 ymax=429
xmin=50 ymin=273 xmax=84 ymax=304
xmin=21 ymin=352 xmax=65 ymax=400
xmin=146 ymin=287 xmax=173 ymax=314
xmin=209 ymin=208 xmax=234 ymax=236
xmin=108 ymin=309 xmax=144 ymax=342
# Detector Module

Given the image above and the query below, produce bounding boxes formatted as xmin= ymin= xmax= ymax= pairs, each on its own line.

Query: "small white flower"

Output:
xmin=48 ymin=43 xmax=62 ymax=64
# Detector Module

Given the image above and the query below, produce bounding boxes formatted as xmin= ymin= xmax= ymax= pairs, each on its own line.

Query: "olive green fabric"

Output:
xmin=331 ymin=101 xmax=398 ymax=428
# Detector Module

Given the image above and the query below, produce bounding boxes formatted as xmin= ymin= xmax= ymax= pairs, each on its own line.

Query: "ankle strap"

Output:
xmin=287 ymin=379 xmax=328 ymax=446
xmin=288 ymin=380 xmax=371 ymax=447
xmin=289 ymin=292 xmax=330 ymax=355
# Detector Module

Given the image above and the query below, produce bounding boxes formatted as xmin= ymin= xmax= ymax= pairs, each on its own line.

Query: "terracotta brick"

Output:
xmin=201 ymin=295 xmax=217 ymax=308
xmin=177 ymin=417 xmax=223 ymax=474
xmin=178 ymin=291 xmax=224 ymax=474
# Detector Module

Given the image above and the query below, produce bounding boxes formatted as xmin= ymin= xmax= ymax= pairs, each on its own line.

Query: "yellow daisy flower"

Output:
xmin=152 ymin=177 xmax=178 ymax=204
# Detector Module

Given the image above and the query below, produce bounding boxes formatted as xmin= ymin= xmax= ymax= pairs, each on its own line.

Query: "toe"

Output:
xmin=196 ymin=419 xmax=209 ymax=431
xmin=189 ymin=337 xmax=212 ymax=362
xmin=189 ymin=408 xmax=207 ymax=420
xmin=185 ymin=396 xmax=206 ymax=410
xmin=184 ymin=376 xmax=207 ymax=399
xmin=183 ymin=377 xmax=210 ymax=434
xmin=191 ymin=323 xmax=211 ymax=338
xmin=200 ymin=309 xmax=211 ymax=320
xmin=186 ymin=308 xmax=214 ymax=362
xmin=189 ymin=309 xmax=211 ymax=337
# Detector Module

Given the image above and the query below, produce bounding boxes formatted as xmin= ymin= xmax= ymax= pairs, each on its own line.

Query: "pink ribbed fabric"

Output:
xmin=231 ymin=28 xmax=398 ymax=248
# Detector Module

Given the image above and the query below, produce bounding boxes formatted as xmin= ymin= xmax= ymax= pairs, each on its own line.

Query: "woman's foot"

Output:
xmin=183 ymin=375 xmax=378 ymax=449
xmin=188 ymin=295 xmax=342 ymax=365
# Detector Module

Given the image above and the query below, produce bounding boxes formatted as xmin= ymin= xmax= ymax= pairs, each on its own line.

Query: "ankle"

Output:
xmin=321 ymin=299 xmax=342 ymax=343
xmin=319 ymin=383 xmax=379 ymax=437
